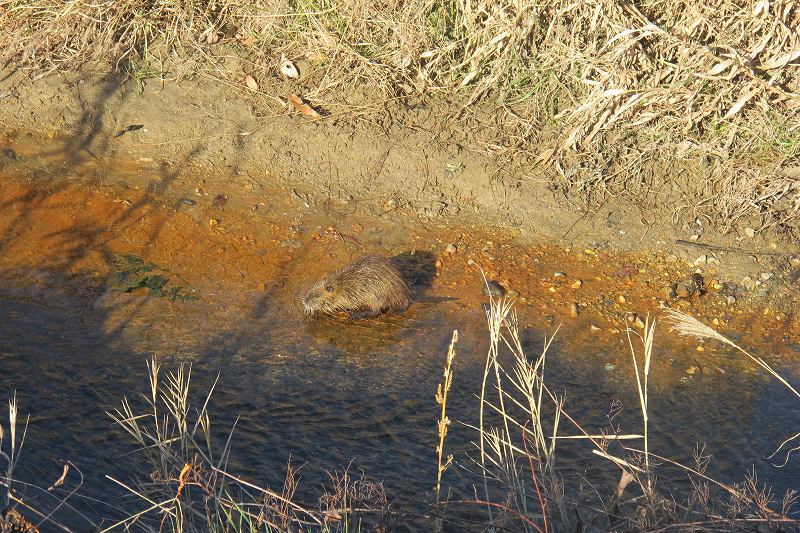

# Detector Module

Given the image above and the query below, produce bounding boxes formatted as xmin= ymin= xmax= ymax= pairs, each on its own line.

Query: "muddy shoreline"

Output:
xmin=1 ymin=69 xmax=799 ymax=345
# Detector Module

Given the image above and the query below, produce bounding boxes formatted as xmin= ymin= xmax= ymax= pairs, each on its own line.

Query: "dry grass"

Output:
xmin=104 ymin=356 xmax=387 ymax=532
xmin=442 ymin=294 xmax=800 ymax=531
xmin=1 ymin=1 xmax=799 ymax=231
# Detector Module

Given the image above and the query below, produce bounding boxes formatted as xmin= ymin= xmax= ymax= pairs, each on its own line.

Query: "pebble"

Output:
xmin=675 ymin=283 xmax=693 ymax=298
xmin=467 ymin=259 xmax=476 ymax=266
xmin=208 ymin=218 xmax=219 ymax=226
xmin=280 ymin=239 xmax=302 ymax=249
xmin=790 ymin=258 xmax=800 ymax=269
xmin=689 ymin=234 xmax=700 ymax=241
xmin=571 ymin=279 xmax=583 ymax=289
xmin=554 ymin=271 xmax=566 ymax=277
xmin=693 ymin=254 xmax=707 ymax=266
xmin=634 ymin=315 xmax=646 ymax=329
xmin=445 ymin=243 xmax=458 ymax=255
xmin=663 ymin=286 xmax=677 ymax=299
xmin=616 ymin=294 xmax=627 ymax=304
xmin=483 ymin=280 xmax=506 ymax=297
xmin=686 ymin=366 xmax=698 ymax=375
xmin=760 ymin=272 xmax=773 ymax=282
xmin=726 ymin=295 xmax=737 ymax=305
xmin=696 ymin=346 xmax=705 ymax=352
xmin=712 ymin=318 xmax=720 ymax=326
xmin=569 ymin=302 xmax=579 ymax=318
xmin=604 ymin=363 xmax=616 ymax=372
xmin=741 ymin=276 xmax=755 ymax=289
xmin=590 ymin=324 xmax=601 ymax=332
xmin=665 ymin=254 xmax=678 ymax=263
xmin=507 ymin=290 xmax=520 ymax=298
xmin=745 ymin=227 xmax=756 ymax=238
xmin=435 ymin=259 xmax=443 ymax=269
xmin=179 ymin=198 xmax=196 ymax=206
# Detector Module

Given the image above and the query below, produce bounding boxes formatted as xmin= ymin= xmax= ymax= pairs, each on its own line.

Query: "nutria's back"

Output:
xmin=302 ymin=255 xmax=411 ymax=317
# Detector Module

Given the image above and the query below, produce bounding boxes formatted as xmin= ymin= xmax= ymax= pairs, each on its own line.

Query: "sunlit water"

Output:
xmin=1 ymin=268 xmax=798 ymax=530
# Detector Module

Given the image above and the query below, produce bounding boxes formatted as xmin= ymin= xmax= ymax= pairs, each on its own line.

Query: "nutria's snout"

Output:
xmin=302 ymin=255 xmax=411 ymax=318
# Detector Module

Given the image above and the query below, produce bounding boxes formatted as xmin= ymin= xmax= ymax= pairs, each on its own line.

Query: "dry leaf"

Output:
xmin=279 ymin=55 xmax=300 ymax=79
xmin=245 ymin=75 xmax=258 ymax=92
xmin=48 ymin=463 xmax=70 ymax=491
xmin=287 ymin=94 xmax=321 ymax=118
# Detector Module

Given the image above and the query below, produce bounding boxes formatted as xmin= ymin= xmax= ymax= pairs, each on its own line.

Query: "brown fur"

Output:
xmin=302 ymin=255 xmax=411 ymax=317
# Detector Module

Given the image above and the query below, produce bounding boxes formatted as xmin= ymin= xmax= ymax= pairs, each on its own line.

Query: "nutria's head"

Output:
xmin=301 ymin=274 xmax=349 ymax=316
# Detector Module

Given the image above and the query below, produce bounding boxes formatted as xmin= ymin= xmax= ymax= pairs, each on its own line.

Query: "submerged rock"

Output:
xmin=483 ymin=280 xmax=506 ymax=297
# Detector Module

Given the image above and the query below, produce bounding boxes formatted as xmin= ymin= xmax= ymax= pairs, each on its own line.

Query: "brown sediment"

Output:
xmin=0 ymin=131 xmax=798 ymax=380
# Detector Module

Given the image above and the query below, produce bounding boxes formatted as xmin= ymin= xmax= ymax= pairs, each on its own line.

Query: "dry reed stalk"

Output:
xmin=626 ymin=315 xmax=656 ymax=497
xmin=435 ymin=329 xmax=458 ymax=503
xmin=663 ymin=308 xmax=800 ymax=400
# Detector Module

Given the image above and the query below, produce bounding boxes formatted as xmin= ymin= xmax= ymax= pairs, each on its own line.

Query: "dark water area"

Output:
xmin=1 ymin=271 xmax=799 ymax=530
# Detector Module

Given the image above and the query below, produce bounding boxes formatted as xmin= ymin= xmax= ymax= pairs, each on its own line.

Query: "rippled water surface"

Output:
xmin=2 ymin=271 xmax=799 ymax=529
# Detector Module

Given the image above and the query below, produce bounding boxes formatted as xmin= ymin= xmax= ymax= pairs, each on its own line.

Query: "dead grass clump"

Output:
xmin=441 ymin=293 xmax=800 ymax=531
xmin=1 ymin=0 xmax=799 ymax=229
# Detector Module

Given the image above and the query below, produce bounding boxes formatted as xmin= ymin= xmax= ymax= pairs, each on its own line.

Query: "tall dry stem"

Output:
xmin=435 ymin=329 xmax=458 ymax=503
xmin=627 ymin=316 xmax=656 ymax=497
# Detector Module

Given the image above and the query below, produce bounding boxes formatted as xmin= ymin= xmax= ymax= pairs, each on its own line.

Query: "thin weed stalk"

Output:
xmin=434 ymin=329 xmax=458 ymax=503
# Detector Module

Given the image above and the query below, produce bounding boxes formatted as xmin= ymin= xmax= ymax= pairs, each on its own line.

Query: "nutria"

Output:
xmin=302 ymin=255 xmax=411 ymax=317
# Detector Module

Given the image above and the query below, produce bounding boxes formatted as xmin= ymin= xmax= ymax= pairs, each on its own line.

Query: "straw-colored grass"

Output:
xmin=434 ymin=329 xmax=457 ymax=504
xmin=1 ymin=0 xmax=799 ymax=231
xmin=442 ymin=295 xmax=800 ymax=531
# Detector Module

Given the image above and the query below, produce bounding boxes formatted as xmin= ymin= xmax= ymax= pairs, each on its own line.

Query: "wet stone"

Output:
xmin=483 ymin=280 xmax=506 ymax=297
xmin=280 ymin=239 xmax=302 ymax=249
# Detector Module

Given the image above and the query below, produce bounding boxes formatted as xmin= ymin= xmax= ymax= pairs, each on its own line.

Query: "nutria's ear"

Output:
xmin=325 ymin=285 xmax=334 ymax=292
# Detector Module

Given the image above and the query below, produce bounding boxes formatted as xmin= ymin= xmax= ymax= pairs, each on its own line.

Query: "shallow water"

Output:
xmin=0 ymin=154 xmax=798 ymax=529
xmin=2 ymin=269 xmax=799 ymax=530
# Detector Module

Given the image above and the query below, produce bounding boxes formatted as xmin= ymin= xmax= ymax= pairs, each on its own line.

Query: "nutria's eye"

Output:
xmin=325 ymin=285 xmax=334 ymax=293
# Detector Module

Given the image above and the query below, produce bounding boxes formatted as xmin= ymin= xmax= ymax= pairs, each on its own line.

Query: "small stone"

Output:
xmin=569 ymin=302 xmax=579 ymax=318
xmin=726 ymin=295 xmax=737 ymax=305
xmin=548 ymin=286 xmax=556 ymax=293
xmin=634 ymin=315 xmax=646 ymax=329
xmin=209 ymin=218 xmax=219 ymax=226
xmin=179 ymin=198 xmax=197 ymax=206
xmin=435 ymin=259 xmax=443 ymax=268
xmin=507 ymin=290 xmax=520 ymax=298
xmin=712 ymin=318 xmax=720 ymax=326
xmin=616 ymin=294 xmax=627 ymax=304
xmin=745 ymin=227 xmax=756 ymax=238
xmin=604 ymin=363 xmax=616 ymax=372
xmin=689 ymin=234 xmax=700 ymax=241
xmin=553 ymin=271 xmax=566 ymax=277
xmin=675 ymin=283 xmax=693 ymax=298
xmin=571 ymin=279 xmax=583 ymax=289
xmin=445 ymin=243 xmax=458 ymax=255
xmin=665 ymin=254 xmax=678 ymax=263
xmin=484 ymin=280 xmax=506 ymax=297
xmin=741 ymin=276 xmax=755 ymax=289
xmin=590 ymin=324 xmax=601 ymax=332
xmin=467 ymin=259 xmax=476 ymax=266
xmin=280 ymin=239 xmax=301 ymax=249
xmin=760 ymin=272 xmax=773 ymax=282
xmin=686 ymin=366 xmax=699 ymax=375
xmin=693 ymin=255 xmax=707 ymax=266
xmin=790 ymin=258 xmax=800 ymax=269
xmin=696 ymin=346 xmax=705 ymax=352
xmin=663 ymin=286 xmax=677 ymax=299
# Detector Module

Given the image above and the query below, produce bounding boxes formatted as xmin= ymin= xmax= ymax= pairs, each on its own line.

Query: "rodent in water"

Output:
xmin=301 ymin=255 xmax=411 ymax=317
